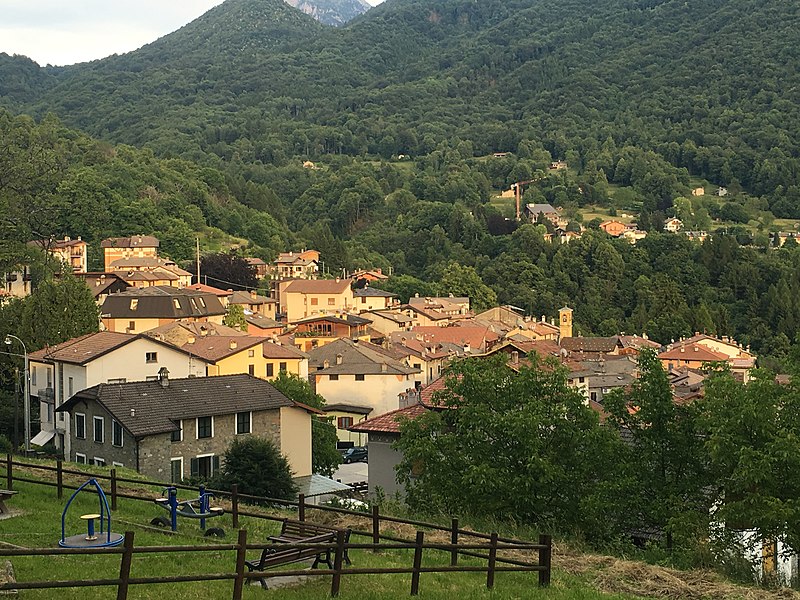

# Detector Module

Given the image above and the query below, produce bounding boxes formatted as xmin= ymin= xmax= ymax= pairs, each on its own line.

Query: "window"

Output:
xmin=128 ymin=321 xmax=136 ymax=331
xmin=248 ymin=364 xmax=255 ymax=376
xmin=197 ymin=297 xmax=206 ymax=308
xmin=129 ymin=299 xmax=138 ymax=311
xmin=266 ymin=363 xmax=274 ymax=377
xmin=112 ymin=420 xmax=123 ymax=447
xmin=31 ymin=366 xmax=37 ymax=386
xmin=361 ymin=297 xmax=367 ymax=304
xmin=579 ymin=377 xmax=585 ymax=383
xmin=75 ymin=413 xmax=86 ymax=439
xmin=279 ymin=362 xmax=287 ymax=373
xmin=197 ymin=416 xmax=213 ymax=439
xmin=310 ymin=297 xmax=318 ymax=306
xmin=145 ymin=352 xmax=157 ymax=363
xmin=173 ymin=299 xmax=181 ymax=310
xmin=171 ymin=420 xmax=183 ymax=442
xmin=248 ymin=349 xmax=255 ymax=358
xmin=170 ymin=458 xmax=183 ymax=483
xmin=47 ymin=368 xmax=52 ymax=387
xmin=191 ymin=454 xmax=219 ymax=479
xmin=93 ymin=457 xmax=106 ymax=467
xmin=93 ymin=416 xmax=104 ymax=443
xmin=590 ymin=391 xmax=597 ymax=402
xmin=337 ymin=416 xmax=353 ymax=429
xmin=329 ymin=374 xmax=339 ymax=381
xmin=328 ymin=297 xmax=335 ymax=306
xmin=68 ymin=377 xmax=73 ymax=397
xmin=236 ymin=412 xmax=251 ymax=435
xmin=355 ymin=374 xmax=365 ymax=381
xmin=413 ymin=363 xmax=421 ymax=369
xmin=75 ymin=453 xmax=87 ymax=465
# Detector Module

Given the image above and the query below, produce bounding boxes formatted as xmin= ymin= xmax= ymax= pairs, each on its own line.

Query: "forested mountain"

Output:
xmin=2 ymin=0 xmax=800 ymax=366
xmin=284 ymin=0 xmax=371 ymax=26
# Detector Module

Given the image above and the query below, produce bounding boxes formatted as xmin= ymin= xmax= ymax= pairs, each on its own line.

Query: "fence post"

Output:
xmin=450 ymin=518 xmax=459 ymax=566
xmin=298 ymin=493 xmax=305 ymax=522
xmin=116 ymin=531 xmax=135 ymax=600
xmin=232 ymin=529 xmax=247 ymax=600
xmin=372 ymin=504 xmax=380 ymax=552
xmin=538 ymin=534 xmax=552 ymax=587
xmin=410 ymin=530 xmax=424 ymax=596
xmin=56 ymin=460 xmax=63 ymax=499
xmin=111 ymin=468 xmax=118 ymax=510
xmin=486 ymin=532 xmax=498 ymax=589
xmin=5 ymin=454 xmax=11 ymax=490
xmin=231 ymin=484 xmax=239 ymax=529
xmin=330 ymin=528 xmax=345 ymax=597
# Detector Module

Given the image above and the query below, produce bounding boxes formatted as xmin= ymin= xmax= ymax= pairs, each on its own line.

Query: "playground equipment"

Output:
xmin=59 ymin=479 xmax=124 ymax=548
xmin=152 ymin=485 xmax=225 ymax=537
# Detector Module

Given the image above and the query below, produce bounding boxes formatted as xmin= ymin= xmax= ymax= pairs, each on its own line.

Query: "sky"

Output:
xmin=0 ymin=0 xmax=384 ymax=67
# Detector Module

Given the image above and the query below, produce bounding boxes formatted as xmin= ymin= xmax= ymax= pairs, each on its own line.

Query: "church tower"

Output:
xmin=559 ymin=306 xmax=573 ymax=340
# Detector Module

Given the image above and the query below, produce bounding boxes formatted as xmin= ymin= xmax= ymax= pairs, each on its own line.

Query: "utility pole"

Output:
xmin=5 ymin=334 xmax=30 ymax=453
xmin=196 ymin=237 xmax=201 ymax=285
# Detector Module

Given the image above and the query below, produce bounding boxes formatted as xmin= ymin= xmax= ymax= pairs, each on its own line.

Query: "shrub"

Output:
xmin=215 ymin=436 xmax=297 ymax=500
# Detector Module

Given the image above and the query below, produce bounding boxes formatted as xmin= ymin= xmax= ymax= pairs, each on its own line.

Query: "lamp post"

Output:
xmin=4 ymin=334 xmax=30 ymax=453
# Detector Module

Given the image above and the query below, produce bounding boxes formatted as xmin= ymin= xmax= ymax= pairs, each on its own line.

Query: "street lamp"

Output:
xmin=4 ymin=334 xmax=30 ymax=453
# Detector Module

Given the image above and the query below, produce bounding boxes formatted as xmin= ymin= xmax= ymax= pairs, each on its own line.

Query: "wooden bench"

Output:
xmin=245 ymin=531 xmax=336 ymax=589
xmin=269 ymin=519 xmax=352 ymax=565
xmin=0 ymin=489 xmax=18 ymax=515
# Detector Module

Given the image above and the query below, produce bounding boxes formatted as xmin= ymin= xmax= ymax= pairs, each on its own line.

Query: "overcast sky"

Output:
xmin=0 ymin=0 xmax=384 ymax=67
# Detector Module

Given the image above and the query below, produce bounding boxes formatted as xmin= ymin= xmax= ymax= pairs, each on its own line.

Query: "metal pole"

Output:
xmin=4 ymin=335 xmax=30 ymax=453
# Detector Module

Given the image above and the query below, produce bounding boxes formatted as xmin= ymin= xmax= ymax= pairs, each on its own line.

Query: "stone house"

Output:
xmin=55 ymin=372 xmax=316 ymax=481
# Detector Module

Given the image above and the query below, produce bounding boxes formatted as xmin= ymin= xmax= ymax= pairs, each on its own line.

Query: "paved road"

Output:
xmin=332 ymin=461 xmax=368 ymax=486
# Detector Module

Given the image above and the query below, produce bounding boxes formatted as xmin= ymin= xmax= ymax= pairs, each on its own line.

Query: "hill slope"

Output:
xmin=284 ymin=0 xmax=371 ymax=26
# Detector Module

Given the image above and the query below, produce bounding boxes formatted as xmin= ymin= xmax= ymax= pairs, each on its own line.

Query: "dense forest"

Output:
xmin=1 ymin=0 xmax=800 ymax=366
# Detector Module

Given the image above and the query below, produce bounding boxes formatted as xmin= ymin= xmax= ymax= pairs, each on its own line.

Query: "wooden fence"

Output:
xmin=1 ymin=455 xmax=552 ymax=597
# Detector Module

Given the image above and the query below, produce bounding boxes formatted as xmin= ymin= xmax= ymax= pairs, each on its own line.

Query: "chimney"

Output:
xmin=130 ymin=408 xmax=136 ymax=418
xmin=187 ymin=335 xmax=196 ymax=344
xmin=323 ymin=359 xmax=330 ymax=369
xmin=381 ymin=362 xmax=388 ymax=373
xmin=250 ymin=289 xmax=257 ymax=300
xmin=376 ymin=268 xmax=382 ymax=274
xmin=694 ymin=346 xmax=699 ymax=352
xmin=229 ymin=340 xmax=238 ymax=350
xmin=158 ymin=367 xmax=170 ymax=388
xmin=64 ymin=236 xmax=71 ymax=242
xmin=336 ymin=354 xmax=343 ymax=365
xmin=511 ymin=350 xmax=519 ymax=364
xmin=680 ymin=346 xmax=685 ymax=353
xmin=335 ymin=277 xmax=340 ymax=283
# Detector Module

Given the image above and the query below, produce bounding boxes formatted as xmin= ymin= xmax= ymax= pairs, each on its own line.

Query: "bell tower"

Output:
xmin=559 ymin=306 xmax=573 ymax=340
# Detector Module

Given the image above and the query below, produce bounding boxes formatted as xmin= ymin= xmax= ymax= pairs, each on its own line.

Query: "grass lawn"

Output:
xmin=1 ymin=475 xmax=639 ymax=600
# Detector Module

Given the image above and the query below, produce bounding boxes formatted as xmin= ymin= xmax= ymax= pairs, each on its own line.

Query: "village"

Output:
xmin=1 ymin=234 xmax=757 ymax=504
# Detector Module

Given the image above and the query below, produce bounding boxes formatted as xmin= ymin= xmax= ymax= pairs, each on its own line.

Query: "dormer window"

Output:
xmin=130 ymin=299 xmax=138 ymax=311
xmin=173 ymin=299 xmax=181 ymax=310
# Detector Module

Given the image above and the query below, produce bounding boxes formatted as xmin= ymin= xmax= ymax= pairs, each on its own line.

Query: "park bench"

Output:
xmin=269 ymin=519 xmax=352 ymax=565
xmin=245 ymin=530 xmax=336 ymax=589
xmin=0 ymin=489 xmax=18 ymax=515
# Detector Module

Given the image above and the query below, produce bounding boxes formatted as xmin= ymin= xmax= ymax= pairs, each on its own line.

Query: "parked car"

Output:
xmin=342 ymin=446 xmax=368 ymax=464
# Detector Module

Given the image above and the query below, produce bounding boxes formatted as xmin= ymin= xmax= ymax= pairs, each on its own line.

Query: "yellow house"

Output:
xmin=281 ymin=278 xmax=354 ymax=323
xmin=353 ymin=287 xmax=398 ymax=312
xmin=322 ymin=404 xmax=373 ymax=447
xmin=179 ymin=336 xmax=308 ymax=380
xmin=101 ymin=235 xmax=160 ymax=272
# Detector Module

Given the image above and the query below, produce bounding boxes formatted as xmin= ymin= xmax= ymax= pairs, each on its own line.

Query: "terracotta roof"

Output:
xmin=29 ymin=332 xmax=135 ymax=365
xmin=323 ymin=404 xmax=374 ymax=415
xmin=262 ymin=341 xmax=307 ymax=359
xmin=390 ymin=326 xmax=499 ymax=351
xmin=245 ymin=257 xmax=267 ymax=266
xmin=284 ymin=279 xmax=352 ymax=294
xmin=144 ymin=321 xmax=248 ymax=346
xmin=658 ymin=343 xmax=728 ymax=362
xmin=617 ymin=335 xmax=662 ymax=350
xmin=180 ymin=336 xmax=267 ymax=363
xmin=55 ymin=374 xmax=302 ymax=437
xmin=187 ymin=283 xmax=231 ymax=297
xmin=349 ymin=403 xmax=429 ymax=434
xmin=101 ymin=235 xmax=159 ymax=248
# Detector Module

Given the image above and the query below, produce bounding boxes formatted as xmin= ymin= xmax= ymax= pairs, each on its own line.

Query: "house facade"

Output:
xmin=55 ymin=373 xmax=315 ymax=480
xmin=280 ymin=278 xmax=354 ymax=323
xmin=101 ymin=235 xmax=160 ymax=272
xmin=28 ymin=332 xmax=208 ymax=457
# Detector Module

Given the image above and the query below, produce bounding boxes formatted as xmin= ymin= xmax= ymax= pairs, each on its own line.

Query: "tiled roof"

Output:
xmin=560 ymin=337 xmax=618 ymax=353
xmin=144 ymin=322 xmax=248 ymax=346
xmin=244 ymin=314 xmax=283 ymax=330
xmin=112 ymin=269 xmax=178 ymax=282
xmin=617 ymin=335 xmax=662 ymax=350
xmin=367 ymin=310 xmax=415 ymax=324
xmin=180 ymin=336 xmax=267 ymax=363
xmin=76 ymin=273 xmax=131 ymax=298
xmin=101 ymin=236 xmax=160 ymax=248
xmin=323 ymin=404 xmax=374 ymax=415
xmin=101 ymin=286 xmax=226 ymax=319
xmin=245 ymin=257 xmax=267 ymax=266
xmin=658 ymin=343 xmax=728 ymax=362
xmin=262 ymin=341 xmax=307 ymax=359
xmin=390 ymin=326 xmax=499 ymax=351
xmin=353 ymin=287 xmax=397 ymax=298
xmin=291 ymin=314 xmax=371 ymax=327
xmin=349 ymin=403 xmax=429 ymax=434
xmin=228 ymin=290 xmax=276 ymax=306
xmin=56 ymin=374 xmax=297 ymax=437
xmin=284 ymin=279 xmax=352 ymax=294
xmin=187 ymin=283 xmax=231 ymax=297
xmin=29 ymin=332 xmax=135 ymax=365
xmin=308 ymin=338 xmax=419 ymax=376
